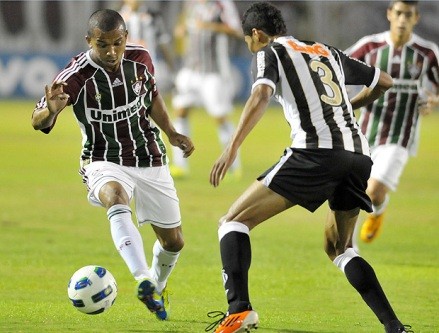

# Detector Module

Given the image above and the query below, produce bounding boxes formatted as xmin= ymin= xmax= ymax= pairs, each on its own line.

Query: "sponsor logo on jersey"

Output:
xmin=391 ymin=78 xmax=418 ymax=93
xmin=256 ymin=51 xmax=265 ymax=78
xmin=88 ymin=99 xmax=142 ymax=123
xmin=287 ymin=40 xmax=330 ymax=57
xmin=392 ymin=55 xmax=402 ymax=64
xmin=112 ymin=77 xmax=123 ymax=87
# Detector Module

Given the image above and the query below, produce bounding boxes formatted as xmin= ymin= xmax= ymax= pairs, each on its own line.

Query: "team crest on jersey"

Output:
xmin=132 ymin=80 xmax=142 ymax=96
xmin=407 ymin=61 xmax=422 ymax=79
xmin=95 ymin=93 xmax=101 ymax=102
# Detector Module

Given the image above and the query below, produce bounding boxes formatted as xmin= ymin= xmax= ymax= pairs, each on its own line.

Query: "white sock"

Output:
xmin=372 ymin=194 xmax=390 ymax=216
xmin=107 ymin=204 xmax=150 ymax=281
xmin=218 ymin=121 xmax=240 ymax=171
xmin=171 ymin=117 xmax=190 ymax=169
xmin=150 ymin=240 xmax=180 ymax=293
xmin=333 ymin=248 xmax=360 ymax=272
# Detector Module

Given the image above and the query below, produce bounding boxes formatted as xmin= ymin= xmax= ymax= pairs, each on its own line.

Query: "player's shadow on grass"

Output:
xmin=258 ymin=328 xmax=323 ymax=333
xmin=124 ymin=320 xmax=328 ymax=332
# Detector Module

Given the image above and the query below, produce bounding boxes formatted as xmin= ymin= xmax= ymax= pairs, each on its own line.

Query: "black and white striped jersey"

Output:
xmin=35 ymin=45 xmax=168 ymax=167
xmin=252 ymin=36 xmax=381 ymax=156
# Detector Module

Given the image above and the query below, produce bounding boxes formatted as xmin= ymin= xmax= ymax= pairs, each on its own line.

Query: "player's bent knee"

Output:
xmin=332 ymin=247 xmax=359 ymax=272
xmin=161 ymin=238 xmax=184 ymax=252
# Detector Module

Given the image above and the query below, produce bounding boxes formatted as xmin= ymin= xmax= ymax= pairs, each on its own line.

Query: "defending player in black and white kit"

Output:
xmin=207 ymin=2 xmax=412 ymax=333
xmin=254 ymin=37 xmax=374 ymax=154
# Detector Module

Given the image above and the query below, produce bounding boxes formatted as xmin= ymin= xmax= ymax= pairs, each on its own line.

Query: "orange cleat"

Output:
xmin=360 ymin=213 xmax=384 ymax=243
xmin=206 ymin=310 xmax=259 ymax=333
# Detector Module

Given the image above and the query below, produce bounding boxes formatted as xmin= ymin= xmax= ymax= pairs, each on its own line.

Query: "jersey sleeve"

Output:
xmin=426 ymin=44 xmax=439 ymax=89
xmin=33 ymin=56 xmax=84 ymax=134
xmin=339 ymin=50 xmax=379 ymax=88
xmin=251 ymin=46 xmax=279 ymax=95
xmin=126 ymin=46 xmax=159 ymax=98
xmin=344 ymin=37 xmax=368 ymax=62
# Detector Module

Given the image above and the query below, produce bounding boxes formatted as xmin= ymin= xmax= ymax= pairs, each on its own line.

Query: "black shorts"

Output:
xmin=258 ymin=148 xmax=373 ymax=213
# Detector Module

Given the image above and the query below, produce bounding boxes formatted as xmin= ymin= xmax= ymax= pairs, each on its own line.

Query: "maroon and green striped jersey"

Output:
xmin=346 ymin=32 xmax=439 ymax=154
xmin=35 ymin=45 xmax=168 ymax=167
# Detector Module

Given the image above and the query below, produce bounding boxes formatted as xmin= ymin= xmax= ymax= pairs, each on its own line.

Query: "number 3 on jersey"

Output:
xmin=285 ymin=39 xmax=342 ymax=107
xmin=310 ymin=60 xmax=342 ymax=106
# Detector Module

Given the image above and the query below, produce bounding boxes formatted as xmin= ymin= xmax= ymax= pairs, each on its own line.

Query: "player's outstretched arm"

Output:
xmin=210 ymin=84 xmax=272 ymax=187
xmin=418 ymin=90 xmax=439 ymax=116
xmin=150 ymin=93 xmax=194 ymax=158
xmin=32 ymin=80 xmax=69 ymax=131
xmin=350 ymin=70 xmax=393 ymax=110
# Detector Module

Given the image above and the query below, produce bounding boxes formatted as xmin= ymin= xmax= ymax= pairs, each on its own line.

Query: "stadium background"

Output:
xmin=1 ymin=0 xmax=438 ymax=101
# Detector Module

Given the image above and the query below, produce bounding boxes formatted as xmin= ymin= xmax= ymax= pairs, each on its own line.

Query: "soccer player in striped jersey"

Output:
xmin=170 ymin=0 xmax=243 ymax=179
xmin=31 ymin=9 xmax=194 ymax=320
xmin=119 ymin=0 xmax=175 ymax=88
xmin=207 ymin=2 xmax=411 ymax=333
xmin=346 ymin=0 xmax=439 ymax=243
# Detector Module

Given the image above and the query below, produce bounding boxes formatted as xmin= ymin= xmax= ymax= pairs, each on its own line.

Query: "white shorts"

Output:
xmin=172 ymin=68 xmax=233 ymax=117
xmin=82 ymin=161 xmax=181 ymax=228
xmin=369 ymin=144 xmax=409 ymax=192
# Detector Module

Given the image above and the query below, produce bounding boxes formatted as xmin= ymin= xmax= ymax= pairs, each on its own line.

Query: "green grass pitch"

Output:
xmin=0 ymin=99 xmax=438 ymax=332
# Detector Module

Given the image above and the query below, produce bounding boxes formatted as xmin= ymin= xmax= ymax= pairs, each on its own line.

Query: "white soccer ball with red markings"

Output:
xmin=67 ymin=265 xmax=117 ymax=314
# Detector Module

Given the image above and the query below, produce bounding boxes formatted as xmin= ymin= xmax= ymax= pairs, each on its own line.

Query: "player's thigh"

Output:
xmin=133 ymin=165 xmax=181 ymax=228
xmin=223 ymin=181 xmax=294 ymax=230
xmin=81 ymin=161 xmax=134 ymax=207
xmin=370 ymin=144 xmax=409 ymax=191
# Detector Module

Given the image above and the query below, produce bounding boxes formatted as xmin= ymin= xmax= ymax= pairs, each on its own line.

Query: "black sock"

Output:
xmin=220 ymin=231 xmax=252 ymax=314
xmin=344 ymin=257 xmax=398 ymax=325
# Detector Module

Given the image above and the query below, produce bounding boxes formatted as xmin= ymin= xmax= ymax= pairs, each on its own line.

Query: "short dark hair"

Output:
xmin=388 ymin=0 xmax=419 ymax=10
xmin=87 ymin=9 xmax=126 ymax=36
xmin=241 ymin=2 xmax=287 ymax=37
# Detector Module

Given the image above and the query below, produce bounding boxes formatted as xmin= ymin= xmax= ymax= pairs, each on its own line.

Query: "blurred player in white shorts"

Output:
xmin=369 ymin=144 xmax=409 ymax=193
xmin=171 ymin=0 xmax=242 ymax=179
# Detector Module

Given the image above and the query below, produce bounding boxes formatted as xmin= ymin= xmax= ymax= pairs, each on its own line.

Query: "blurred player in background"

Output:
xmin=207 ymin=2 xmax=412 ymax=333
xmin=346 ymin=0 xmax=439 ymax=244
xmin=119 ymin=0 xmax=175 ymax=90
xmin=170 ymin=0 xmax=243 ymax=179
xmin=31 ymin=9 xmax=194 ymax=320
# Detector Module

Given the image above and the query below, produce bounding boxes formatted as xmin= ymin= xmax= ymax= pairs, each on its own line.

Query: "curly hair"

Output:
xmin=241 ymin=2 xmax=287 ymax=37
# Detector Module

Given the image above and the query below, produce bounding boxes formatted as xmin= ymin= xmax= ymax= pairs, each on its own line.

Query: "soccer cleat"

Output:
xmin=157 ymin=286 xmax=170 ymax=320
xmin=360 ymin=213 xmax=384 ymax=243
xmin=384 ymin=320 xmax=414 ymax=333
xmin=136 ymin=279 xmax=168 ymax=320
xmin=205 ymin=310 xmax=259 ymax=333
xmin=169 ymin=165 xmax=188 ymax=179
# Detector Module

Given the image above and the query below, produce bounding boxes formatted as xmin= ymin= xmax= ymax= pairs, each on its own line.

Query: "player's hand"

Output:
xmin=210 ymin=147 xmax=237 ymax=187
xmin=418 ymin=91 xmax=439 ymax=116
xmin=45 ymin=80 xmax=69 ymax=115
xmin=169 ymin=134 xmax=194 ymax=158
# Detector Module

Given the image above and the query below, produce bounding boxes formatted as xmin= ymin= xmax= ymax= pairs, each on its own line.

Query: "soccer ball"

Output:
xmin=67 ymin=265 xmax=117 ymax=315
